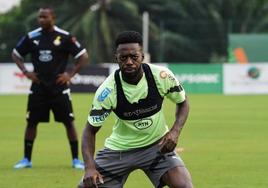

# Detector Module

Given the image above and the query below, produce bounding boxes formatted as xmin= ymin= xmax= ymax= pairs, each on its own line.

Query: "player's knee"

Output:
xmin=162 ymin=167 xmax=193 ymax=188
xmin=175 ymin=180 xmax=193 ymax=188
xmin=77 ymin=181 xmax=85 ymax=188
xmin=175 ymin=172 xmax=193 ymax=188
xmin=26 ymin=121 xmax=38 ymax=128
xmin=63 ymin=120 xmax=75 ymax=128
xmin=167 ymin=177 xmax=192 ymax=188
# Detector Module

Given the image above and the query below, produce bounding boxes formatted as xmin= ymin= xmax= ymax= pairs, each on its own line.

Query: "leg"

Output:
xmin=14 ymin=93 xmax=49 ymax=169
xmin=63 ymin=120 xmax=79 ymax=159
xmin=13 ymin=121 xmax=39 ymax=169
xmin=52 ymin=90 xmax=83 ymax=168
xmin=161 ymin=166 xmax=193 ymax=188
xmin=25 ymin=121 xmax=38 ymax=140
xmin=24 ymin=121 xmax=38 ymax=160
xmin=24 ymin=93 xmax=49 ymax=161
xmin=140 ymin=141 xmax=193 ymax=188
xmin=63 ymin=120 xmax=78 ymax=141
xmin=51 ymin=90 xmax=77 ymax=143
xmin=77 ymin=148 xmax=132 ymax=188
xmin=63 ymin=121 xmax=85 ymax=169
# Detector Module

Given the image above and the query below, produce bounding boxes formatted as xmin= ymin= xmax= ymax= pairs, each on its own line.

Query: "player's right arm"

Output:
xmin=11 ymin=52 xmax=40 ymax=83
xmin=11 ymin=35 xmax=39 ymax=83
xmin=82 ymin=75 xmax=114 ymax=187
xmin=82 ymin=122 xmax=104 ymax=188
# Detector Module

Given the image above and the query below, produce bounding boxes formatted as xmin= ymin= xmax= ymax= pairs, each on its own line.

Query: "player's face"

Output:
xmin=116 ymin=43 xmax=144 ymax=79
xmin=38 ymin=8 xmax=55 ymax=31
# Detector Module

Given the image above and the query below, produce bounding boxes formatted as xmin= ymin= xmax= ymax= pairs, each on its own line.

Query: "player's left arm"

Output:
xmin=159 ymin=97 xmax=189 ymax=154
xmin=69 ymin=50 xmax=89 ymax=77
xmin=157 ymin=67 xmax=190 ymax=153
xmin=56 ymin=35 xmax=89 ymax=85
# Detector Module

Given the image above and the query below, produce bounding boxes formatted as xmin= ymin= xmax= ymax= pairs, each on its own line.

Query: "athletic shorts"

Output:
xmin=78 ymin=140 xmax=185 ymax=188
xmin=26 ymin=89 xmax=74 ymax=124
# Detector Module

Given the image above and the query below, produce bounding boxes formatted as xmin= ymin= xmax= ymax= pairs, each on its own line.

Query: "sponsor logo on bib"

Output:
xmin=134 ymin=118 xmax=153 ymax=130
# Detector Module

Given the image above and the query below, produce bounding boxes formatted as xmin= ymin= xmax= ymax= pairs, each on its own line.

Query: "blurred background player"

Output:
xmin=12 ymin=6 xmax=88 ymax=169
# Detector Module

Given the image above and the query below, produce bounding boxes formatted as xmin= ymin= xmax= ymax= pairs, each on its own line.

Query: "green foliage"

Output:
xmin=227 ymin=0 xmax=268 ymax=33
xmin=0 ymin=7 xmax=25 ymax=62
xmin=1 ymin=0 xmax=268 ymax=63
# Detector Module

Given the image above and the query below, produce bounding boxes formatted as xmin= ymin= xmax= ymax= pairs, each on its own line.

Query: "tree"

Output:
xmin=57 ymin=0 xmax=143 ymax=64
xmin=136 ymin=0 xmax=229 ymax=63
xmin=1 ymin=0 xmax=268 ymax=63
xmin=226 ymin=0 xmax=268 ymax=33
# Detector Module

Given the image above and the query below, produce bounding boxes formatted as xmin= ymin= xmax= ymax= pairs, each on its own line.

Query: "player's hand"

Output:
xmin=56 ymin=72 xmax=71 ymax=85
xmin=24 ymin=72 xmax=40 ymax=84
xmin=158 ymin=130 xmax=179 ymax=154
xmin=83 ymin=168 xmax=104 ymax=188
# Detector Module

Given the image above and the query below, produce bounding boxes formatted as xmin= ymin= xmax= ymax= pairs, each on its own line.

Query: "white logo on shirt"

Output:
xmin=39 ymin=50 xmax=52 ymax=62
xmin=33 ymin=40 xmax=39 ymax=45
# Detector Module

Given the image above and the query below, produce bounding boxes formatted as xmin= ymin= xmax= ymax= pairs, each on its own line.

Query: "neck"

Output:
xmin=42 ymin=25 xmax=54 ymax=33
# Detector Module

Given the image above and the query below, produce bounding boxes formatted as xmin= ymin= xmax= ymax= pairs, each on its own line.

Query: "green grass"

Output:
xmin=0 ymin=94 xmax=268 ymax=188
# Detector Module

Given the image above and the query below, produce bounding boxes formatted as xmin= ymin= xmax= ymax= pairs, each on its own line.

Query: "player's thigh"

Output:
xmin=161 ymin=166 xmax=193 ymax=188
xmin=96 ymin=148 xmax=132 ymax=186
xmin=140 ymin=142 xmax=185 ymax=187
xmin=27 ymin=94 xmax=50 ymax=122
xmin=51 ymin=93 xmax=74 ymax=123
xmin=78 ymin=148 xmax=132 ymax=188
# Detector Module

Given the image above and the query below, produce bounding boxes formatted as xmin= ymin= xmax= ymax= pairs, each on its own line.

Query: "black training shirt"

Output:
xmin=13 ymin=26 xmax=86 ymax=94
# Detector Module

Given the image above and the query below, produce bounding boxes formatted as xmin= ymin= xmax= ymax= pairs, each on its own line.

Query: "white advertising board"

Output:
xmin=0 ymin=63 xmax=32 ymax=94
xmin=223 ymin=63 xmax=268 ymax=94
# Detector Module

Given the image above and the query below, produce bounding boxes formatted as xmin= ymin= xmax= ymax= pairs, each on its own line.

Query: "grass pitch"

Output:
xmin=0 ymin=94 xmax=268 ymax=188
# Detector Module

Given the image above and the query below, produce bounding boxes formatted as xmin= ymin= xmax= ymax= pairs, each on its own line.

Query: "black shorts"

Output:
xmin=26 ymin=89 xmax=74 ymax=124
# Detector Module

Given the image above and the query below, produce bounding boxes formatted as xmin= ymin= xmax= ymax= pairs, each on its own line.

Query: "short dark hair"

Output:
xmin=39 ymin=6 xmax=56 ymax=18
xmin=115 ymin=31 xmax=143 ymax=48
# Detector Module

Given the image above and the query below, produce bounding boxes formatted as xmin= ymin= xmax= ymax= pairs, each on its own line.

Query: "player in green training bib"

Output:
xmin=78 ymin=31 xmax=194 ymax=188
